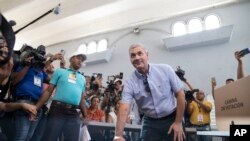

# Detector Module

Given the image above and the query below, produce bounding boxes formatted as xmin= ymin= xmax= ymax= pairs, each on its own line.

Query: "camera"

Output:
xmin=185 ymin=89 xmax=199 ymax=101
xmin=106 ymin=72 xmax=123 ymax=93
xmin=13 ymin=44 xmax=47 ymax=69
xmin=175 ymin=66 xmax=186 ymax=81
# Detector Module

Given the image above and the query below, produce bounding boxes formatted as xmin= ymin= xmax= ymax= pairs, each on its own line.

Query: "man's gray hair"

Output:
xmin=129 ymin=43 xmax=148 ymax=53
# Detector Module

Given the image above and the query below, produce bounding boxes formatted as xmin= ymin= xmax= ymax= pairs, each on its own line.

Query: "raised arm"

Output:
xmin=183 ymin=79 xmax=194 ymax=90
xmin=211 ymin=77 xmax=217 ymax=100
xmin=235 ymin=51 xmax=244 ymax=79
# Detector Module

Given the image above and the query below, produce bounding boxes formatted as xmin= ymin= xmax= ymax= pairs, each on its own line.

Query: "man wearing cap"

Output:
xmin=114 ymin=79 xmax=123 ymax=98
xmin=34 ymin=52 xmax=87 ymax=141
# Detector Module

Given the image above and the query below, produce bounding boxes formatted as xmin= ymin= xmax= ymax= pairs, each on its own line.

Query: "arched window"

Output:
xmin=172 ymin=21 xmax=187 ymax=36
xmin=188 ymin=18 xmax=202 ymax=33
xmin=205 ymin=14 xmax=221 ymax=30
xmin=97 ymin=39 xmax=108 ymax=52
xmin=78 ymin=43 xmax=87 ymax=54
xmin=87 ymin=41 xmax=97 ymax=54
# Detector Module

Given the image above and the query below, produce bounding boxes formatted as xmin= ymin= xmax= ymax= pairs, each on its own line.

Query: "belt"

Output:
xmin=145 ymin=111 xmax=176 ymax=120
xmin=52 ymin=100 xmax=79 ymax=110
xmin=15 ymin=96 xmax=38 ymax=103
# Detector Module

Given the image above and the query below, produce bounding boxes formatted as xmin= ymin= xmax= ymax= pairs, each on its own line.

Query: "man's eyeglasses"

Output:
xmin=143 ymin=77 xmax=151 ymax=93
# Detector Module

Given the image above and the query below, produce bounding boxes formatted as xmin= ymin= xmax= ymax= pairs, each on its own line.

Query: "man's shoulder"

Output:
xmin=55 ymin=68 xmax=67 ymax=73
xmin=150 ymin=63 xmax=171 ymax=69
xmin=149 ymin=63 xmax=173 ymax=74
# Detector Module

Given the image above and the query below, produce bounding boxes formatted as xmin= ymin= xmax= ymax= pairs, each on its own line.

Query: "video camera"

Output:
xmin=175 ymin=66 xmax=186 ymax=81
xmin=13 ymin=44 xmax=47 ymax=69
xmin=106 ymin=72 xmax=123 ymax=93
xmin=185 ymin=89 xmax=199 ymax=101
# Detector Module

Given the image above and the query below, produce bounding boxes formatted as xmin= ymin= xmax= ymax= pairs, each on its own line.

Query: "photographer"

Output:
xmin=90 ymin=73 xmax=104 ymax=96
xmin=113 ymin=78 xmax=123 ymax=98
xmin=10 ymin=45 xmax=63 ymax=141
xmin=101 ymin=74 xmax=123 ymax=121
xmin=187 ymin=90 xmax=212 ymax=141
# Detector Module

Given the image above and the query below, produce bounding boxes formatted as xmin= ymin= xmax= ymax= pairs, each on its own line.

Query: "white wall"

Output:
xmin=47 ymin=1 xmax=250 ymax=96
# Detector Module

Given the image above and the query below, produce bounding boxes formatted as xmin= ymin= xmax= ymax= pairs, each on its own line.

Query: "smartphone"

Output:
xmin=211 ymin=77 xmax=216 ymax=86
xmin=239 ymin=48 xmax=250 ymax=57
xmin=60 ymin=49 xmax=65 ymax=56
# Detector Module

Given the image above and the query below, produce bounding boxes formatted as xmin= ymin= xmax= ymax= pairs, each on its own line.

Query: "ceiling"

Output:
xmin=0 ymin=0 xmax=242 ymax=50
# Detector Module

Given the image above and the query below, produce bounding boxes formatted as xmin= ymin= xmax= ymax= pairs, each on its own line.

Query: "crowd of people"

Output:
xmin=0 ymin=13 xmax=249 ymax=141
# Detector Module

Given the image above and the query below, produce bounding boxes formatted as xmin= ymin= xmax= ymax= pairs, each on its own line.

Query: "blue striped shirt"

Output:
xmin=122 ymin=64 xmax=184 ymax=118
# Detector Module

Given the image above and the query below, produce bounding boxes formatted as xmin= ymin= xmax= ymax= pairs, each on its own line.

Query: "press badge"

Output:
xmin=68 ymin=73 xmax=76 ymax=84
xmin=34 ymin=76 xmax=42 ymax=87
xmin=197 ymin=114 xmax=203 ymax=122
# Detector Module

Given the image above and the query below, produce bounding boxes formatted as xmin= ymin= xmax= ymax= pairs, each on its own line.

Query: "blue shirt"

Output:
xmin=14 ymin=66 xmax=47 ymax=100
xmin=50 ymin=68 xmax=86 ymax=106
xmin=122 ymin=64 xmax=184 ymax=118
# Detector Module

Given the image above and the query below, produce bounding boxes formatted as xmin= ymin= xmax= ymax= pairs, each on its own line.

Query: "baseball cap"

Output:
xmin=114 ymin=78 xmax=122 ymax=84
xmin=70 ymin=51 xmax=87 ymax=62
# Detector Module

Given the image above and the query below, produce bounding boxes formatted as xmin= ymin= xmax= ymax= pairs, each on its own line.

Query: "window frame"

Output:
xmin=172 ymin=21 xmax=187 ymax=37
xmin=204 ymin=14 xmax=221 ymax=30
xmin=187 ymin=17 xmax=203 ymax=34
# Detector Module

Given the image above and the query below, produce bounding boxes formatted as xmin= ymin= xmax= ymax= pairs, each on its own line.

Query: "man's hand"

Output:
xmin=27 ymin=104 xmax=39 ymax=121
xmin=22 ymin=103 xmax=37 ymax=115
xmin=168 ymin=122 xmax=186 ymax=141
xmin=113 ymin=136 xmax=125 ymax=141
xmin=50 ymin=53 xmax=64 ymax=61
xmin=235 ymin=51 xmax=242 ymax=62
xmin=211 ymin=77 xmax=216 ymax=87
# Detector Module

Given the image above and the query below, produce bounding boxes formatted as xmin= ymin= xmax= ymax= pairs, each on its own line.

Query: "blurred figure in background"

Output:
xmin=87 ymin=96 xmax=105 ymax=141
xmin=187 ymin=90 xmax=212 ymax=141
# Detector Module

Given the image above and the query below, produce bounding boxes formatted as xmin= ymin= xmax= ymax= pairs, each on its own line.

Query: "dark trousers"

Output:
xmin=141 ymin=112 xmax=185 ymax=141
xmin=30 ymin=106 xmax=48 ymax=141
xmin=0 ymin=112 xmax=15 ymax=141
xmin=41 ymin=102 xmax=81 ymax=141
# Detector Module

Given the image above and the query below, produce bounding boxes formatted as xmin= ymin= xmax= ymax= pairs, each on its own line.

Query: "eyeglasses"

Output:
xmin=143 ymin=77 xmax=151 ymax=93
